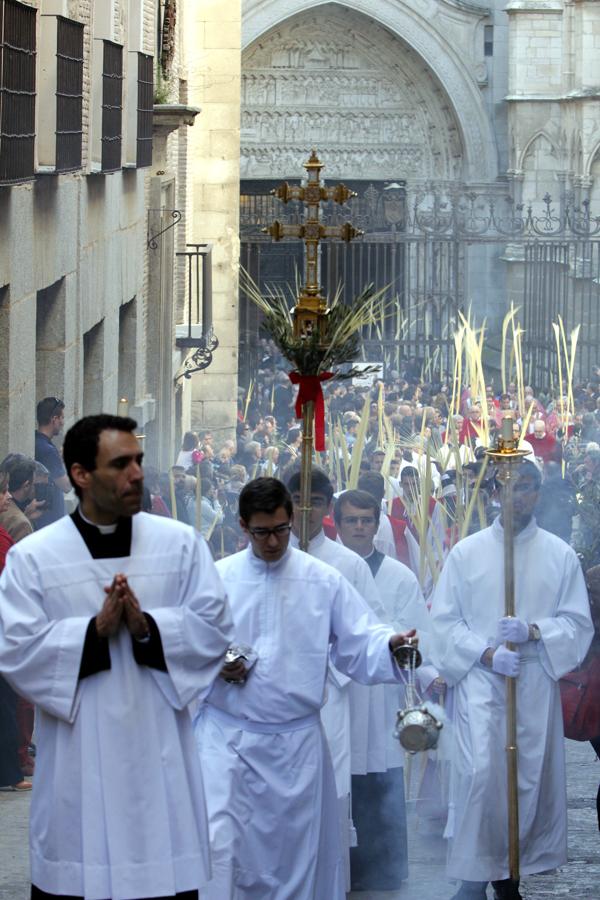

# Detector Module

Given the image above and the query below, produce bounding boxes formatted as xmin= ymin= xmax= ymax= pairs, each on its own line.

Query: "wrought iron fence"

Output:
xmin=522 ymin=240 xmax=600 ymax=390
xmin=241 ymin=180 xmax=600 ymax=241
xmin=239 ymin=181 xmax=600 ymax=390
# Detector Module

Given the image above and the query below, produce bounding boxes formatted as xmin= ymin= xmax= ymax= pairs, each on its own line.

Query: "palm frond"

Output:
xmin=240 ymin=268 xmax=393 ymax=377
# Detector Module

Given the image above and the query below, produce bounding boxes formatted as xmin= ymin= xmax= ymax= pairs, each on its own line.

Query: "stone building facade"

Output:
xmin=241 ymin=0 xmax=600 ymax=202
xmin=2 ymin=1 xmax=599 ymax=457
xmin=0 ymin=0 xmax=202 ymax=467
xmin=241 ymin=0 xmax=498 ymax=185
xmin=506 ymin=0 xmax=600 ymax=208
xmin=236 ymin=0 xmax=600 ymax=388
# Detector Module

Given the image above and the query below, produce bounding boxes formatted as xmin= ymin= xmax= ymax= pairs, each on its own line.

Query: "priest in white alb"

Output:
xmin=193 ymin=476 xmax=419 ymax=900
xmin=429 ymin=460 xmax=593 ymax=900
xmin=0 ymin=415 xmax=234 ymax=900
xmin=285 ymin=467 xmax=389 ymax=888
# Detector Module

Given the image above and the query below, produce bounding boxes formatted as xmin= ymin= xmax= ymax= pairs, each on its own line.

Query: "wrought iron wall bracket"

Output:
xmin=175 ymin=333 xmax=219 ymax=382
xmin=147 ymin=208 xmax=182 ymax=249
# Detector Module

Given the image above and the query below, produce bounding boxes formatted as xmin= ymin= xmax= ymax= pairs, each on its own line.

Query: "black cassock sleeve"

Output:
xmin=78 ymin=617 xmax=111 ymax=680
xmin=131 ymin=613 xmax=168 ymax=672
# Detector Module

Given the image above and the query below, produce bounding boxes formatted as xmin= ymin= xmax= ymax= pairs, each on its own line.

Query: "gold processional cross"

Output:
xmin=263 ymin=150 xmax=363 ymax=339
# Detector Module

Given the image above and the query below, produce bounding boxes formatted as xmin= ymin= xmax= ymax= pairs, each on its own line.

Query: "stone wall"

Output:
xmin=0 ymin=0 xmax=155 ymax=460
xmin=186 ymin=0 xmax=242 ymax=444
xmin=506 ymin=0 xmax=600 ymax=203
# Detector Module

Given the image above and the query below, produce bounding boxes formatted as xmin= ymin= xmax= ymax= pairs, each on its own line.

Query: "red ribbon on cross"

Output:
xmin=288 ymin=371 xmax=334 ymax=452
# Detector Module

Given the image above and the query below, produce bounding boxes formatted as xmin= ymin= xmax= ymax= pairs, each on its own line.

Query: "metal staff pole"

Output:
xmin=298 ymin=400 xmax=315 ymax=552
xmin=486 ymin=417 xmax=527 ymax=883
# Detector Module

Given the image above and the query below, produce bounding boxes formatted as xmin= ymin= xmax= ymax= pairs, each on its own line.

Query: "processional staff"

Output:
xmin=486 ymin=415 xmax=528 ymax=884
xmin=264 ymin=151 xmax=362 ymax=551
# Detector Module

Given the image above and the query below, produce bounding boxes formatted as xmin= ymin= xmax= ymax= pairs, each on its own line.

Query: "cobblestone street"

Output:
xmin=1 ymin=741 xmax=598 ymax=900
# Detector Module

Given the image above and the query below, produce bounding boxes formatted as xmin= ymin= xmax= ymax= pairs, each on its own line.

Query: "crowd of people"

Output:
xmin=0 ymin=349 xmax=599 ymax=900
xmin=157 ymin=341 xmax=600 ymax=580
xmin=0 ymin=398 xmax=73 ymax=793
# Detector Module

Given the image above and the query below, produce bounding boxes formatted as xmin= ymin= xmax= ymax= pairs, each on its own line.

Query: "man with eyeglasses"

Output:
xmin=335 ymin=488 xmax=432 ymax=892
xmin=430 ymin=460 xmax=593 ymax=900
xmin=285 ymin=467 xmax=389 ymax=890
xmin=193 ymin=476 xmax=419 ymax=900
xmin=34 ymin=396 xmax=71 ymax=527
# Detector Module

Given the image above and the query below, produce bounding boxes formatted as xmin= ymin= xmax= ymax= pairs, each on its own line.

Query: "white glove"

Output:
xmin=492 ymin=645 xmax=520 ymax=678
xmin=497 ymin=616 xmax=529 ymax=645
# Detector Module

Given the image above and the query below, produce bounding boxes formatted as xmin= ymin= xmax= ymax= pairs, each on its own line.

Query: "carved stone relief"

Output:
xmin=241 ymin=7 xmax=465 ymax=182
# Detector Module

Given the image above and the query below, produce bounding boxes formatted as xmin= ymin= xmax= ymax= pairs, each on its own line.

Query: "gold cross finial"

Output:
xmin=264 ymin=151 xmax=363 ymax=338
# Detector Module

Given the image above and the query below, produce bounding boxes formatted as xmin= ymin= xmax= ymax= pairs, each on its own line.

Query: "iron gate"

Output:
xmin=239 ymin=182 xmax=600 ymax=390
xmin=522 ymin=240 xmax=600 ymax=389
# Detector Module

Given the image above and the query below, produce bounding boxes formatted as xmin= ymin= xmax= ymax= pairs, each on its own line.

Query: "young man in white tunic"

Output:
xmin=335 ymin=488 xmax=432 ymax=891
xmin=429 ymin=460 xmax=594 ymax=900
xmin=193 ymin=476 xmax=419 ymax=900
xmin=285 ymin=467 xmax=389 ymax=889
xmin=0 ymin=415 xmax=234 ymax=900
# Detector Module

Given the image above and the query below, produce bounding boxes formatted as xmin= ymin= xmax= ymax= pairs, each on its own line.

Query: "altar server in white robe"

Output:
xmin=193 ymin=476 xmax=419 ymax=900
xmin=285 ymin=467 xmax=388 ymax=888
xmin=430 ymin=460 xmax=593 ymax=900
xmin=0 ymin=415 xmax=233 ymax=900
xmin=335 ymin=488 xmax=431 ymax=891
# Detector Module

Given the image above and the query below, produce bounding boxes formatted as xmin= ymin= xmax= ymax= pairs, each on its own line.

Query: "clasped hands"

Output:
xmin=482 ymin=616 xmax=534 ymax=678
xmin=95 ymin=574 xmax=149 ymax=640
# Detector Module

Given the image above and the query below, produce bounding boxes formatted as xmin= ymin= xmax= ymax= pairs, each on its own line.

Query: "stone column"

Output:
xmin=185 ymin=0 xmax=242 ymax=447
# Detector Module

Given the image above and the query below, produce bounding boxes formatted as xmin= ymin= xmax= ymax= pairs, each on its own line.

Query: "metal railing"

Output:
xmin=0 ymin=0 xmax=36 ymax=185
xmin=101 ymin=40 xmax=123 ymax=173
xmin=136 ymin=52 xmax=153 ymax=168
xmin=56 ymin=16 xmax=83 ymax=173
xmin=175 ymin=244 xmax=218 ymax=381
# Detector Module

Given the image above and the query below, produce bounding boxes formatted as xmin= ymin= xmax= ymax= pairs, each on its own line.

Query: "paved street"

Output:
xmin=1 ymin=741 xmax=598 ymax=900
xmin=349 ymin=740 xmax=600 ymax=900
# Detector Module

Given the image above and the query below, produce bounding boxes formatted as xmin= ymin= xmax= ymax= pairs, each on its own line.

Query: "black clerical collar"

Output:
xmin=71 ymin=507 xmax=132 ymax=559
xmin=363 ymin=547 xmax=385 ymax=578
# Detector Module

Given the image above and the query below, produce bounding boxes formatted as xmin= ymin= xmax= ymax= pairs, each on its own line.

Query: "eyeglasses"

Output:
xmin=340 ymin=515 xmax=376 ymax=526
xmin=247 ymin=523 xmax=292 ymax=540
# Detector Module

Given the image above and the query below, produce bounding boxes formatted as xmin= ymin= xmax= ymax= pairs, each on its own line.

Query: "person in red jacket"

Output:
xmin=459 ymin=404 xmax=484 ymax=445
xmin=528 ymin=419 xmax=561 ymax=465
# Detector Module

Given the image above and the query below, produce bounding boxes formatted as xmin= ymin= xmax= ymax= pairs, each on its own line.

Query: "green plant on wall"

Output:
xmin=154 ymin=64 xmax=171 ymax=104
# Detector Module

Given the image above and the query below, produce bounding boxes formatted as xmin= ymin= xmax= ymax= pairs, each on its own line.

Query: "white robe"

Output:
xmin=289 ymin=530 xmax=387 ymax=794
xmin=374 ymin=555 xmax=431 ymax=768
xmin=374 ymin=512 xmax=397 ymax=560
xmin=195 ymin=545 xmax=404 ymax=900
xmin=0 ymin=513 xmax=233 ymax=900
xmin=429 ymin=517 xmax=593 ymax=882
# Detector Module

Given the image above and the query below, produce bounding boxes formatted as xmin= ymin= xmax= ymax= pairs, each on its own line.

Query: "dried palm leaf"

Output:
xmin=240 ymin=269 xmax=392 ymax=379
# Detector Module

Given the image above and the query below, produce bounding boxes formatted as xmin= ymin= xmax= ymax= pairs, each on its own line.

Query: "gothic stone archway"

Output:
xmin=242 ymin=0 xmax=498 ymax=183
xmin=241 ymin=3 xmax=466 ymax=182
